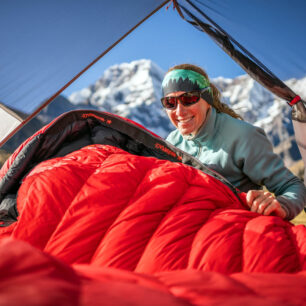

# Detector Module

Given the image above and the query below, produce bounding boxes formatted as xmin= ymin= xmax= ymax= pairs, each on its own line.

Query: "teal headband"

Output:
xmin=162 ymin=69 xmax=212 ymax=97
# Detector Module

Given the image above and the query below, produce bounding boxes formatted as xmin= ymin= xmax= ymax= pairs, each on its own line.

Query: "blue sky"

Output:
xmin=1 ymin=0 xmax=306 ymax=112
xmin=62 ymin=5 xmax=246 ymax=96
xmin=62 ymin=0 xmax=306 ymax=97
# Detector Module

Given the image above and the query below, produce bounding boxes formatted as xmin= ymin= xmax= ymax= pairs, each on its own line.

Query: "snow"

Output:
xmin=68 ymin=59 xmax=306 ymax=165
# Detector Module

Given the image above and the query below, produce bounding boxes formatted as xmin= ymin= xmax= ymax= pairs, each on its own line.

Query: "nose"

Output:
xmin=175 ymin=100 xmax=187 ymax=116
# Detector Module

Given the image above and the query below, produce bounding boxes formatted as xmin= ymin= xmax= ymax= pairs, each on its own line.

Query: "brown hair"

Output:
xmin=167 ymin=64 xmax=243 ymax=120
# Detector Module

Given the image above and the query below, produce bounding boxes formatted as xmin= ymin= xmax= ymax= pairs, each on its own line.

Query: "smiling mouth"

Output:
xmin=177 ymin=117 xmax=194 ymax=124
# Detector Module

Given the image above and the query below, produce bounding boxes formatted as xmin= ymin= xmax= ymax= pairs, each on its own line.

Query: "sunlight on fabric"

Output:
xmin=293 ymin=120 xmax=306 ymax=183
xmin=0 ymin=106 xmax=22 ymax=142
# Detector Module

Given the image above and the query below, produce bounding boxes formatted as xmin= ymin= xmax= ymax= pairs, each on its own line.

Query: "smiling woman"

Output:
xmin=161 ymin=64 xmax=242 ymax=137
xmin=164 ymin=89 xmax=211 ymax=136
xmin=162 ymin=63 xmax=306 ymax=221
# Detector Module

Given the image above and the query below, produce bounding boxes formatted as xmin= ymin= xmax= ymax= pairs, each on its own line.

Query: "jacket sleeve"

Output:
xmin=235 ymin=125 xmax=306 ymax=220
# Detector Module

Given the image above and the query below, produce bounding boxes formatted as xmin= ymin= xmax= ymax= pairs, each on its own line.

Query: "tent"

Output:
xmin=0 ymin=109 xmax=305 ymax=305
xmin=0 ymin=0 xmax=305 ymax=178
xmin=0 ymin=0 xmax=306 ymax=304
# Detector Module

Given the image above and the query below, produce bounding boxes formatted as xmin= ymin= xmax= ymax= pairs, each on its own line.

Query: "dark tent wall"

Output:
xmin=177 ymin=0 xmax=306 ymax=81
xmin=1 ymin=0 xmax=306 ymax=150
xmin=175 ymin=0 xmax=306 ymax=183
xmin=0 ymin=0 xmax=167 ymax=144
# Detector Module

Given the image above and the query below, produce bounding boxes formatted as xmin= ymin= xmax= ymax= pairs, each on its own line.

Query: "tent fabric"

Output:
xmin=0 ymin=238 xmax=306 ymax=306
xmin=1 ymin=0 xmax=306 ymax=148
xmin=177 ymin=1 xmax=297 ymax=103
xmin=0 ymin=0 xmax=167 ymax=146
xmin=177 ymin=0 xmax=306 ymax=81
xmin=176 ymin=0 xmax=306 ymax=184
xmin=292 ymin=104 xmax=306 ymax=183
xmin=0 ymin=104 xmax=22 ymax=141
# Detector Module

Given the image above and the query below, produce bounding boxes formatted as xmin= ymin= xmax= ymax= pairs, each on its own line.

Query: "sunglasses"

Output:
xmin=161 ymin=88 xmax=210 ymax=110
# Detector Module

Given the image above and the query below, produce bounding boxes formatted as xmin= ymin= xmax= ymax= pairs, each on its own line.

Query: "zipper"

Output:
xmin=193 ymin=139 xmax=202 ymax=159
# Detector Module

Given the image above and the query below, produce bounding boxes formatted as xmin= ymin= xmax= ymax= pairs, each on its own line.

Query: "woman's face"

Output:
xmin=165 ymin=91 xmax=211 ymax=136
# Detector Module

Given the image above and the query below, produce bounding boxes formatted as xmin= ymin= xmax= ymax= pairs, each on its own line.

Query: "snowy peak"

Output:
xmin=213 ymin=75 xmax=275 ymax=123
xmin=68 ymin=59 xmax=306 ymax=166
xmin=70 ymin=59 xmax=162 ymax=111
xmin=3 ymin=59 xmax=305 ymax=169
xmin=95 ymin=59 xmax=164 ymax=90
xmin=212 ymin=74 xmax=306 ymax=166
xmin=69 ymin=59 xmax=172 ymax=137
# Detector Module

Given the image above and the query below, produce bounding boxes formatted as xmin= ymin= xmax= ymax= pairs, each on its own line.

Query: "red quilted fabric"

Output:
xmin=4 ymin=144 xmax=305 ymax=275
xmin=0 ymin=139 xmax=305 ymax=304
xmin=0 ymin=235 xmax=305 ymax=305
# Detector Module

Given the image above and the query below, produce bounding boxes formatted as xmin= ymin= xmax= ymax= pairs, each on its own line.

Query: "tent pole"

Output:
xmin=0 ymin=0 xmax=170 ymax=148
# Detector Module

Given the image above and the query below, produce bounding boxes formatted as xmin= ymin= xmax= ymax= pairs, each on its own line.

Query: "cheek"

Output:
xmin=196 ymin=103 xmax=210 ymax=122
xmin=166 ymin=110 xmax=172 ymax=120
xmin=189 ymin=105 xmax=203 ymax=122
xmin=166 ymin=110 xmax=177 ymax=126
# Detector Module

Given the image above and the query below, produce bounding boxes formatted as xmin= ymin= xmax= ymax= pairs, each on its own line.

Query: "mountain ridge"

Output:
xmin=2 ymin=59 xmax=305 ymax=168
xmin=67 ymin=59 xmax=305 ymax=167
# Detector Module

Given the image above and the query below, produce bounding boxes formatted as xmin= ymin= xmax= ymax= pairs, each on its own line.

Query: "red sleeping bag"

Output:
xmin=0 ymin=110 xmax=305 ymax=305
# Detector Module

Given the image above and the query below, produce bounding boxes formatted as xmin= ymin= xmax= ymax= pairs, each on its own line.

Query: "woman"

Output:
xmin=161 ymin=64 xmax=306 ymax=220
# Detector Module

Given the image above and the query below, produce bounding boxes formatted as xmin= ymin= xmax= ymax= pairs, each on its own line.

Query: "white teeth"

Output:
xmin=178 ymin=117 xmax=192 ymax=123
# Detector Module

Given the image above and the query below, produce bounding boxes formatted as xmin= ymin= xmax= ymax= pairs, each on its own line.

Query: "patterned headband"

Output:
xmin=162 ymin=69 xmax=212 ymax=97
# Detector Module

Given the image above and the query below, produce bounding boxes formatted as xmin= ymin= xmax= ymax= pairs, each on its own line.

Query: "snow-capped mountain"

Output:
xmin=217 ymin=74 xmax=306 ymax=166
xmin=2 ymin=59 xmax=304 ymax=168
xmin=68 ymin=59 xmax=305 ymax=167
xmin=69 ymin=59 xmax=173 ymax=137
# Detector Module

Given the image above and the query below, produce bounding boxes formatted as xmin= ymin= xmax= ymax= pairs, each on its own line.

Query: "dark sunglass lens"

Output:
xmin=163 ymin=97 xmax=176 ymax=109
xmin=181 ymin=94 xmax=199 ymax=106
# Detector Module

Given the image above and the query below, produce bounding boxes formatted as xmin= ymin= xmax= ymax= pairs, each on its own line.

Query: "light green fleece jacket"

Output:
xmin=166 ymin=107 xmax=306 ymax=220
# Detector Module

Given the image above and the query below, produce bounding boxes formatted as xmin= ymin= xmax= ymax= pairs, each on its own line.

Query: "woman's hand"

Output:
xmin=246 ymin=190 xmax=287 ymax=219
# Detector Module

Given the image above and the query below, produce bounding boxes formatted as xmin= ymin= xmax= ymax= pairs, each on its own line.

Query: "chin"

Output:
xmin=179 ymin=129 xmax=195 ymax=136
